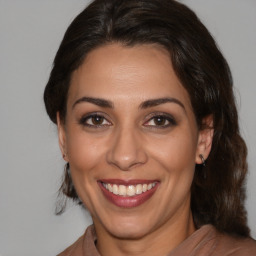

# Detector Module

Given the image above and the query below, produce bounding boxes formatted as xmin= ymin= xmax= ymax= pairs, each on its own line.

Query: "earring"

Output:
xmin=199 ymin=154 xmax=206 ymax=166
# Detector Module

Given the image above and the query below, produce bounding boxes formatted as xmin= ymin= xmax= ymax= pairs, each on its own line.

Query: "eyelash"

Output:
xmin=79 ymin=113 xmax=112 ymax=128
xmin=79 ymin=112 xmax=177 ymax=129
xmin=144 ymin=113 xmax=177 ymax=129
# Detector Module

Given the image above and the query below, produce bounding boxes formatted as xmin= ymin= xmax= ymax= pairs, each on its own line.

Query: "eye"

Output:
xmin=79 ymin=113 xmax=111 ymax=127
xmin=144 ymin=114 xmax=176 ymax=128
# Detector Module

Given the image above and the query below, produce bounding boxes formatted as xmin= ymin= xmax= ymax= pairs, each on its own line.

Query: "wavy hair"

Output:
xmin=44 ymin=0 xmax=250 ymax=236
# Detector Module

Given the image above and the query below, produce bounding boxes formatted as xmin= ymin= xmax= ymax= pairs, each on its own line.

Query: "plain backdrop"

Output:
xmin=0 ymin=0 xmax=255 ymax=255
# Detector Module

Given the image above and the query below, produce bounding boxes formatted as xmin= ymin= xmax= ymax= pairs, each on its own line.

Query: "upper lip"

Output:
xmin=99 ymin=179 xmax=159 ymax=185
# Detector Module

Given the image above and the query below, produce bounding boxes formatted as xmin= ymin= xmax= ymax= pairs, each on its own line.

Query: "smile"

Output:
xmin=99 ymin=180 xmax=159 ymax=208
xmin=102 ymin=182 xmax=157 ymax=197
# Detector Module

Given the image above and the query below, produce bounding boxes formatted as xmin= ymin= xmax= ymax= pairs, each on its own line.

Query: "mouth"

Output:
xmin=102 ymin=182 xmax=157 ymax=196
xmin=98 ymin=179 xmax=159 ymax=208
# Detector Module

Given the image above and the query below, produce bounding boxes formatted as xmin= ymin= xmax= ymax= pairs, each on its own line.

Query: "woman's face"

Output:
xmin=58 ymin=44 xmax=212 ymax=240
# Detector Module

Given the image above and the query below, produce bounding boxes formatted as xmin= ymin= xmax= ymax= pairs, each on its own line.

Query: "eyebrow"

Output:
xmin=72 ymin=96 xmax=185 ymax=110
xmin=139 ymin=97 xmax=185 ymax=110
xmin=72 ymin=97 xmax=113 ymax=109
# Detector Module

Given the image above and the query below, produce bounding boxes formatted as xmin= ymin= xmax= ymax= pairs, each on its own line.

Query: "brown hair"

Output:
xmin=44 ymin=0 xmax=250 ymax=237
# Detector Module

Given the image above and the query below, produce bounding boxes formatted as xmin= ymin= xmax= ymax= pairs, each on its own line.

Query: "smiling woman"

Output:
xmin=44 ymin=0 xmax=256 ymax=255
xmin=58 ymin=44 xmax=201 ymax=244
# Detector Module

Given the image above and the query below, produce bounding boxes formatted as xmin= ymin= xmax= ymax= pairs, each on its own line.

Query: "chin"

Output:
xmin=109 ymin=225 xmax=150 ymax=240
xmin=103 ymin=215 xmax=154 ymax=240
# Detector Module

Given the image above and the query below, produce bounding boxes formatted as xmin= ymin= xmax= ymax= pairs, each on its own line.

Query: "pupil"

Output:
xmin=154 ymin=117 xmax=165 ymax=125
xmin=92 ymin=116 xmax=103 ymax=125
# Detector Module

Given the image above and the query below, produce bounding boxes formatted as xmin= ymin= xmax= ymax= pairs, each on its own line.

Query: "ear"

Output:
xmin=195 ymin=115 xmax=214 ymax=164
xmin=57 ymin=112 xmax=69 ymax=162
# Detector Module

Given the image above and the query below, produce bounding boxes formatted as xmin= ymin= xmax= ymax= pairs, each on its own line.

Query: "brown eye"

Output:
xmin=144 ymin=114 xmax=177 ymax=128
xmin=79 ymin=114 xmax=111 ymax=127
xmin=91 ymin=115 xmax=104 ymax=125
xmin=153 ymin=116 xmax=167 ymax=126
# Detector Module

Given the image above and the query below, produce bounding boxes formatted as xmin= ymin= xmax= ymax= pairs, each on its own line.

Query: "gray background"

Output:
xmin=0 ymin=0 xmax=255 ymax=255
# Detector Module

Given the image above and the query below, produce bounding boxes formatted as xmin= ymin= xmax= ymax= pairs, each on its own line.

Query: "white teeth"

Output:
xmin=147 ymin=183 xmax=152 ymax=190
xmin=113 ymin=184 xmax=118 ymax=195
xmin=127 ymin=185 xmax=135 ymax=196
xmin=103 ymin=182 xmax=157 ymax=197
xmin=107 ymin=183 xmax=113 ymax=192
xmin=142 ymin=184 xmax=147 ymax=192
xmin=136 ymin=184 xmax=143 ymax=195
xmin=119 ymin=185 xmax=126 ymax=196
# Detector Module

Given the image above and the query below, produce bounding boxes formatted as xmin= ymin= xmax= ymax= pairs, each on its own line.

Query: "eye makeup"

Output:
xmin=77 ymin=110 xmax=177 ymax=132
xmin=78 ymin=112 xmax=112 ymax=128
xmin=143 ymin=112 xmax=177 ymax=129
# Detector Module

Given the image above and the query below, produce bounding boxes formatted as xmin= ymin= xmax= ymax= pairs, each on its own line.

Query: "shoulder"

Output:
xmin=174 ymin=225 xmax=256 ymax=256
xmin=214 ymin=232 xmax=256 ymax=256
xmin=57 ymin=235 xmax=84 ymax=256
xmin=57 ymin=225 xmax=96 ymax=256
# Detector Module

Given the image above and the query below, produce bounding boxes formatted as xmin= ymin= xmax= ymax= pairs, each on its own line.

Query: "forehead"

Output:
xmin=68 ymin=43 xmax=192 ymax=109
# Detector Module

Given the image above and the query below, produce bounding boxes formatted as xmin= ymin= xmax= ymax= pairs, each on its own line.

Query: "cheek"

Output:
xmin=66 ymin=129 xmax=108 ymax=179
xmin=158 ymin=131 xmax=198 ymax=199
xmin=65 ymin=130 xmax=109 ymax=210
xmin=148 ymin=129 xmax=198 ymax=173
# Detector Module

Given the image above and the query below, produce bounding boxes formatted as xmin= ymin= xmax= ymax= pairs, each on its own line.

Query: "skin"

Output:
xmin=58 ymin=43 xmax=213 ymax=256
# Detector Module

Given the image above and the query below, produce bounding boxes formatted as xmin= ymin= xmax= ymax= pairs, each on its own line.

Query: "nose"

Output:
xmin=106 ymin=127 xmax=148 ymax=171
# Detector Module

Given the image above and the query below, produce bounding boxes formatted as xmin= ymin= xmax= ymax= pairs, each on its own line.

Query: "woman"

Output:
xmin=44 ymin=0 xmax=256 ymax=255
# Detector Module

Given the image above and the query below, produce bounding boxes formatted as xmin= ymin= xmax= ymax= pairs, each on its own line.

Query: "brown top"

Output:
xmin=57 ymin=225 xmax=256 ymax=256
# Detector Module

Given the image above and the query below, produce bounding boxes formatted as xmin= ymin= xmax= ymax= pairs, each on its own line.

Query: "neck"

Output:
xmin=95 ymin=208 xmax=195 ymax=256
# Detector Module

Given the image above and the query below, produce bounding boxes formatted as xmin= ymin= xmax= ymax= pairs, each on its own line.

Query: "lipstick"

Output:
xmin=98 ymin=180 xmax=159 ymax=208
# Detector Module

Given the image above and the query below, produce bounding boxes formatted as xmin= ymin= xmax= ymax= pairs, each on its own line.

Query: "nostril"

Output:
xmin=106 ymin=129 xmax=148 ymax=170
xmin=106 ymin=149 xmax=148 ymax=171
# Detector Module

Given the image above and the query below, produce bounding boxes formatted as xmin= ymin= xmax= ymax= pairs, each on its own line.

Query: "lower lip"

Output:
xmin=98 ymin=182 xmax=159 ymax=208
